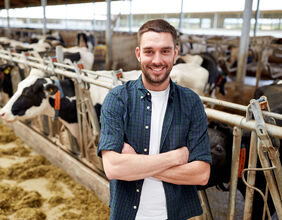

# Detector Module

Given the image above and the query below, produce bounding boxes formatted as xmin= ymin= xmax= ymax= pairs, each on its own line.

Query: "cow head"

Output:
xmin=198 ymin=121 xmax=233 ymax=190
xmin=77 ymin=32 xmax=95 ymax=53
xmin=0 ymin=68 xmax=58 ymax=122
xmin=0 ymin=64 xmax=14 ymax=98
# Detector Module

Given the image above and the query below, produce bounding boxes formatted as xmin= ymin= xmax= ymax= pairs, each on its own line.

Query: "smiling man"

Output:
xmin=98 ymin=19 xmax=212 ymax=220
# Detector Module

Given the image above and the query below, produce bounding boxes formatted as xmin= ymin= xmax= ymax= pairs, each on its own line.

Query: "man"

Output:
xmin=98 ymin=19 xmax=211 ymax=220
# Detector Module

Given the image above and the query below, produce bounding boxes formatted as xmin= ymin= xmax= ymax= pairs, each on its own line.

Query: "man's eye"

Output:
xmin=162 ymin=50 xmax=170 ymax=54
xmin=144 ymin=51 xmax=152 ymax=54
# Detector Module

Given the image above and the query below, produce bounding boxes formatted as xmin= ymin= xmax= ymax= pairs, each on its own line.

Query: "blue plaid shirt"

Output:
xmin=98 ymin=76 xmax=212 ymax=220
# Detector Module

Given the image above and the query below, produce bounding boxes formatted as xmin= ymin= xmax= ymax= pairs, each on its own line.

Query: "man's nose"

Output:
xmin=152 ymin=52 xmax=162 ymax=65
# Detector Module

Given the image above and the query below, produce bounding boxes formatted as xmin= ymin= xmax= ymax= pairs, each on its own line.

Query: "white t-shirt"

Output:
xmin=136 ymin=85 xmax=170 ymax=220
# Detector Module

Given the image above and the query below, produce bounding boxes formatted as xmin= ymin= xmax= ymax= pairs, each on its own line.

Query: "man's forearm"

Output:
xmin=102 ymin=147 xmax=188 ymax=181
xmin=153 ymin=161 xmax=210 ymax=185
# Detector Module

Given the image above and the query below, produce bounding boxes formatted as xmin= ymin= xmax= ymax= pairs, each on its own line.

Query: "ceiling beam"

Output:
xmin=0 ymin=0 xmax=114 ymax=10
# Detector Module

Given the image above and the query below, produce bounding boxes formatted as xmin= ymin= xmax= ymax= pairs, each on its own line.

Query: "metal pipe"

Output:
xmin=0 ymin=49 xmax=114 ymax=80
xmin=227 ymin=126 xmax=242 ymax=220
xmin=129 ymin=0 xmax=133 ymax=33
xmin=236 ymin=0 xmax=253 ymax=85
xmin=41 ymin=0 xmax=47 ymax=36
xmin=0 ymin=52 xmax=114 ymax=90
xmin=4 ymin=0 xmax=10 ymax=37
xmin=255 ymin=46 xmax=263 ymax=89
xmin=205 ymin=108 xmax=282 ymax=139
xmin=254 ymin=0 xmax=260 ymax=37
xmin=105 ymin=0 xmax=112 ymax=70
xmin=243 ymin=131 xmax=258 ymax=220
xmin=92 ymin=2 xmax=95 ymax=31
xmin=201 ymin=96 xmax=282 ymax=121
xmin=179 ymin=0 xmax=184 ymax=32
xmin=213 ymin=13 xmax=218 ymax=30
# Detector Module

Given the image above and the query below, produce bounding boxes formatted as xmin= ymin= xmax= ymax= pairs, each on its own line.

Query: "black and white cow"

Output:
xmin=0 ymin=63 xmax=26 ymax=99
xmin=30 ymin=31 xmax=64 ymax=48
xmin=175 ymin=52 xmax=227 ymax=97
xmin=77 ymin=32 xmax=95 ymax=53
xmin=0 ymin=67 xmax=112 ymax=138
xmin=57 ymin=45 xmax=94 ymax=70
xmin=0 ymin=68 xmax=79 ymax=138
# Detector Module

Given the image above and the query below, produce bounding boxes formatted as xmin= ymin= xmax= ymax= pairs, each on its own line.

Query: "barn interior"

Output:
xmin=0 ymin=0 xmax=281 ymax=220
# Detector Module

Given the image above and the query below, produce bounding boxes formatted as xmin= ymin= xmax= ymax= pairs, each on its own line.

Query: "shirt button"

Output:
xmin=147 ymin=106 xmax=150 ymax=110
xmin=140 ymin=96 xmax=143 ymax=99
xmin=136 ymin=189 xmax=140 ymax=192
xmin=145 ymin=125 xmax=149 ymax=129
xmin=144 ymin=148 xmax=148 ymax=152
xmin=133 ymin=205 xmax=137 ymax=209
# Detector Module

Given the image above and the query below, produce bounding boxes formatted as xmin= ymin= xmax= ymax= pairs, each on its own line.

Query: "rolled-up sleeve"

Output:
xmin=187 ymin=96 xmax=212 ymax=164
xmin=97 ymin=89 xmax=125 ymax=157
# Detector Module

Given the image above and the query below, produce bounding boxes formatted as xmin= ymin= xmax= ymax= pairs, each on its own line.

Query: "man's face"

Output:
xmin=135 ymin=31 xmax=178 ymax=91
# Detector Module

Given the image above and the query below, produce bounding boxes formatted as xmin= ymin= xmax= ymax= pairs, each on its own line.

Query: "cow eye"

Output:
xmin=215 ymin=145 xmax=224 ymax=153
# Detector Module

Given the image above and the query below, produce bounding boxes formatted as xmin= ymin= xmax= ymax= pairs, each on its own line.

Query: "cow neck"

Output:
xmin=53 ymin=80 xmax=65 ymax=120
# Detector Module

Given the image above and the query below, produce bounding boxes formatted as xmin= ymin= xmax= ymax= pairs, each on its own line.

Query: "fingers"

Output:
xmin=122 ymin=142 xmax=137 ymax=154
xmin=175 ymin=146 xmax=189 ymax=165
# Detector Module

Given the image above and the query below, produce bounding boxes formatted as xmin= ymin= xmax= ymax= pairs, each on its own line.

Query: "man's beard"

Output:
xmin=141 ymin=64 xmax=172 ymax=85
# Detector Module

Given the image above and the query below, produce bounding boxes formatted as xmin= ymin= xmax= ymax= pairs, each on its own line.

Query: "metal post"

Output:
xmin=213 ymin=13 xmax=218 ymax=30
xmin=92 ymin=2 xmax=95 ymax=31
xmin=227 ymin=126 xmax=242 ymax=220
xmin=129 ymin=0 xmax=132 ymax=33
xmin=4 ymin=0 xmax=10 ymax=37
xmin=179 ymin=0 xmax=184 ymax=32
xmin=41 ymin=0 xmax=47 ymax=36
xmin=65 ymin=4 xmax=68 ymax=30
xmin=253 ymin=0 xmax=260 ymax=36
xmin=255 ymin=45 xmax=263 ymax=89
xmin=243 ymin=131 xmax=258 ymax=220
xmin=105 ymin=0 xmax=112 ymax=70
xmin=236 ymin=0 xmax=253 ymax=85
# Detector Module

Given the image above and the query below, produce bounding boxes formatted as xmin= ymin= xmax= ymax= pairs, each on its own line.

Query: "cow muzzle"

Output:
xmin=0 ymin=110 xmax=16 ymax=123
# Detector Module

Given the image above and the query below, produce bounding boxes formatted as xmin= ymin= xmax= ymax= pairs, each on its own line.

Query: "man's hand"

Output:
xmin=122 ymin=142 xmax=137 ymax=154
xmin=172 ymin=146 xmax=189 ymax=165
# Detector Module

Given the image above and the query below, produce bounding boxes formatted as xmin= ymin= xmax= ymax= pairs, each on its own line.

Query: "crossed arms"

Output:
xmin=101 ymin=143 xmax=210 ymax=186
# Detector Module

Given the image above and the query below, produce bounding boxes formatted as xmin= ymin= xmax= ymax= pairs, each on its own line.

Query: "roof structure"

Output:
xmin=0 ymin=0 xmax=111 ymax=10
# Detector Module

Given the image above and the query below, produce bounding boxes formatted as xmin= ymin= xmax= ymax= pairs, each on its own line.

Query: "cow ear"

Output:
xmin=44 ymin=84 xmax=58 ymax=95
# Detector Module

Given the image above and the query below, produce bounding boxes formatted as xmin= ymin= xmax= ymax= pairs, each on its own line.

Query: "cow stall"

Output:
xmin=0 ymin=49 xmax=281 ymax=219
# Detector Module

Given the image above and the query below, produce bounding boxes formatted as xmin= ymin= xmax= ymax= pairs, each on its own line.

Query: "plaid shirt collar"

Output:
xmin=136 ymin=75 xmax=175 ymax=103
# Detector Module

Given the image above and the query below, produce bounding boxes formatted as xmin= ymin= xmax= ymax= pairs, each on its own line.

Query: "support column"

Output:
xmin=213 ymin=13 xmax=218 ymax=29
xmin=92 ymin=2 xmax=95 ymax=30
xmin=235 ymin=0 xmax=253 ymax=87
xmin=253 ymin=0 xmax=260 ymax=36
xmin=105 ymin=0 xmax=112 ymax=70
xmin=129 ymin=0 xmax=133 ymax=33
xmin=41 ymin=0 xmax=47 ymax=36
xmin=179 ymin=0 xmax=184 ymax=32
xmin=4 ymin=0 xmax=10 ymax=37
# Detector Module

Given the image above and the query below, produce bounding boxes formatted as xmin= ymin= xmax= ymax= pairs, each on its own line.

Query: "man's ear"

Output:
xmin=44 ymin=84 xmax=58 ymax=95
xmin=174 ymin=45 xmax=179 ymax=63
xmin=135 ymin=47 xmax=141 ymax=62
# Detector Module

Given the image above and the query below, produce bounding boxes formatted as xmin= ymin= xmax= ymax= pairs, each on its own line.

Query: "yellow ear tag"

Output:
xmin=4 ymin=67 xmax=11 ymax=74
xmin=50 ymin=88 xmax=53 ymax=93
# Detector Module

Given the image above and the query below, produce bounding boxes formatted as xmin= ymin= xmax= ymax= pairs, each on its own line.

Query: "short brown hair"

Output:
xmin=137 ymin=19 xmax=177 ymax=47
